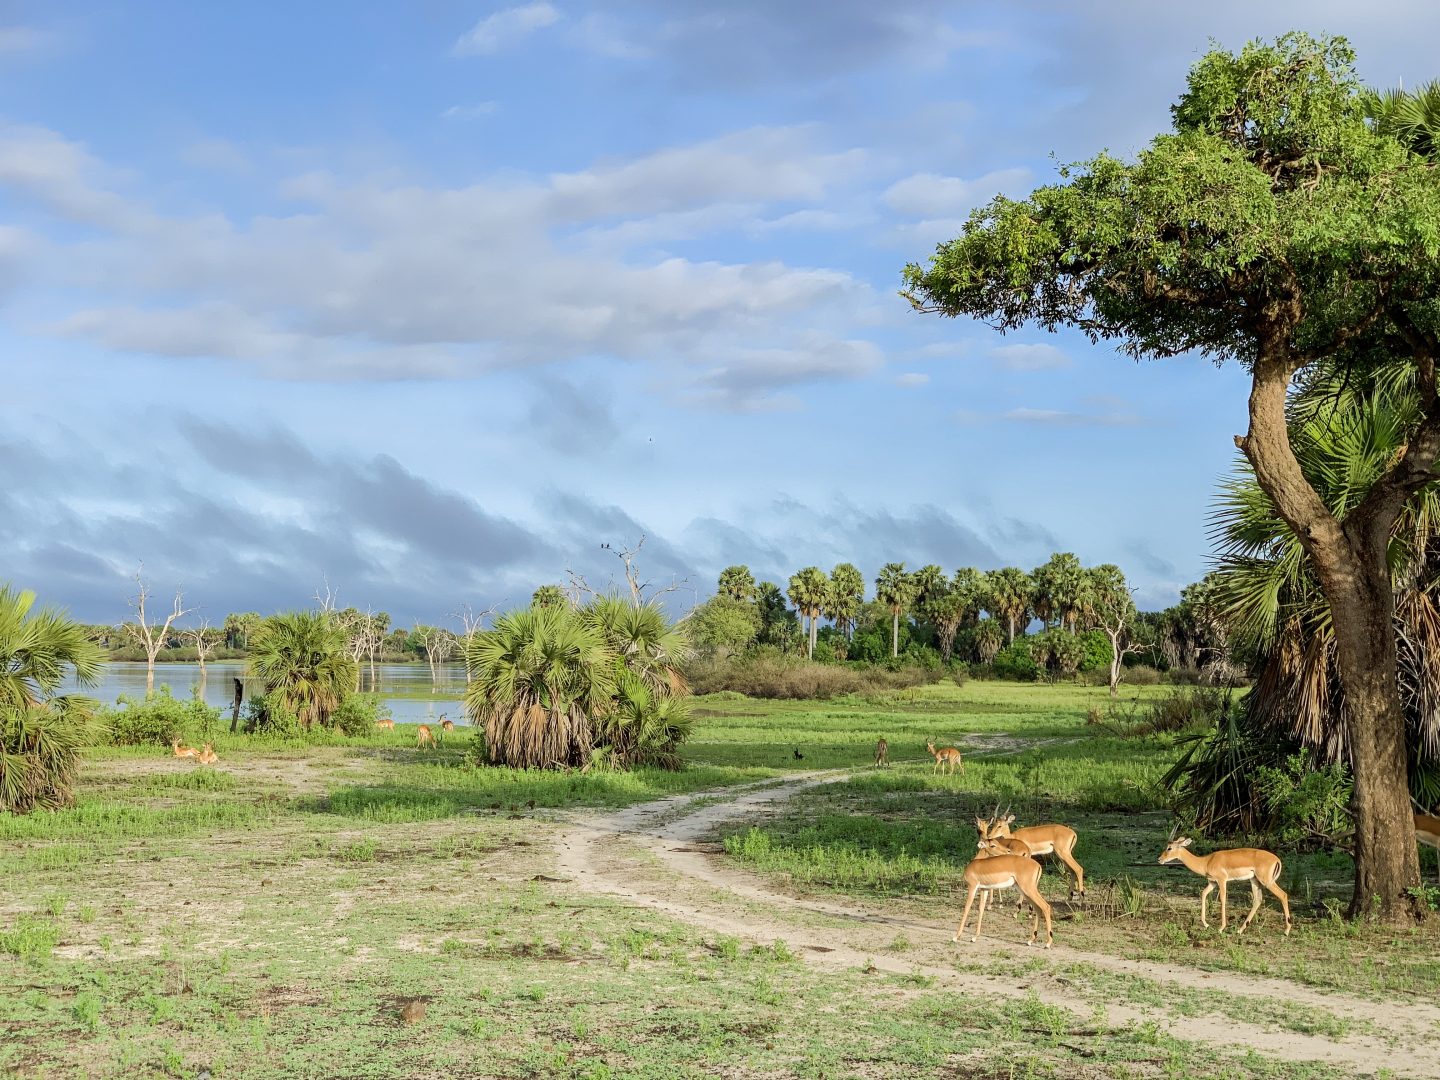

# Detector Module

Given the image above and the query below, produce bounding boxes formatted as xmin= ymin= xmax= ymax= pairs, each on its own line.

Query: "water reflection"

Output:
xmin=67 ymin=661 xmax=468 ymax=725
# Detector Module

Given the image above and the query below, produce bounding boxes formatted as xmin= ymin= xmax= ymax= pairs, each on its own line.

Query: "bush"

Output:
xmin=100 ymin=687 xmax=223 ymax=747
xmin=241 ymin=694 xmax=304 ymax=738
xmin=684 ymin=652 xmax=936 ymax=699
xmin=1077 ymin=629 xmax=1112 ymax=674
xmin=1254 ymin=750 xmax=1353 ymax=850
xmin=331 ymin=695 xmax=392 ymax=737
xmin=991 ymin=642 xmax=1039 ymax=682
xmin=1124 ymin=664 xmax=1163 ymax=686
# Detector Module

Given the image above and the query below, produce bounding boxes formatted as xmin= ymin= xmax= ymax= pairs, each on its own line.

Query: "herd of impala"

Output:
xmin=902 ymin=737 xmax=1440 ymax=949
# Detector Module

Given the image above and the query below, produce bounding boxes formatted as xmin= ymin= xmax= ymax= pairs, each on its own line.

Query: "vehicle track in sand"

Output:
xmin=552 ymin=767 xmax=1440 ymax=1079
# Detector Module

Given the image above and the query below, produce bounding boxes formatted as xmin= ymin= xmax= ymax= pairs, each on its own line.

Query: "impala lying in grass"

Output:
xmin=1417 ymin=812 xmax=1440 ymax=885
xmin=1159 ymin=837 xmax=1291 ymax=936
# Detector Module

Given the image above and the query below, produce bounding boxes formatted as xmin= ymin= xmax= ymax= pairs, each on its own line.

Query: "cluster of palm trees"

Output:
xmin=465 ymin=596 xmax=692 ymax=770
xmin=708 ymin=555 xmax=1136 ymax=666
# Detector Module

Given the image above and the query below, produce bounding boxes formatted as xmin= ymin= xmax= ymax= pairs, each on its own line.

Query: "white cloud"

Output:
xmin=441 ymin=102 xmax=500 ymax=120
xmin=882 ymin=167 xmax=1031 ymax=217
xmin=1001 ymin=406 xmax=1140 ymax=427
xmin=990 ymin=342 xmax=1071 ymax=371
xmin=894 ymin=372 xmax=929 ymax=387
xmin=8 ymin=123 xmax=884 ymax=406
xmin=453 ymin=3 xmax=560 ymax=55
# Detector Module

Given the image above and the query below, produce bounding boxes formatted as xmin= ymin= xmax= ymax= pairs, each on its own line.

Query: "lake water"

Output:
xmin=67 ymin=661 xmax=469 ymax=725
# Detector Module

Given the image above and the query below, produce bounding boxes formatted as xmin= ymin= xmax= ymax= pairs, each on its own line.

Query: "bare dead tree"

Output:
xmin=598 ymin=535 xmax=691 ymax=609
xmin=412 ymin=625 xmax=457 ymax=688
xmin=129 ymin=568 xmax=191 ymax=694
xmin=313 ymin=575 xmax=338 ymax=613
xmin=183 ymin=617 xmax=220 ymax=693
xmin=450 ymin=602 xmax=500 ymax=682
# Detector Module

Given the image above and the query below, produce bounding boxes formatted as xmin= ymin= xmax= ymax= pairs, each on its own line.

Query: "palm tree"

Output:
xmin=911 ymin=565 xmax=947 ymax=613
xmin=0 ymin=585 xmax=104 ymax=813
xmin=975 ymin=619 xmax=1005 ymax=665
xmin=874 ymin=563 xmax=915 ymax=659
xmin=787 ymin=567 xmax=831 ymax=659
xmin=248 ymin=611 xmax=357 ymax=731
xmin=1035 ymin=553 xmax=1086 ymax=633
xmin=1364 ymin=79 xmax=1440 ymax=159
xmin=597 ymin=668 xmax=693 ymax=771
xmin=532 ymin=585 xmax=568 ymax=609
xmin=717 ymin=565 xmax=757 ymax=602
xmin=1205 ymin=371 xmax=1440 ymax=807
xmin=928 ymin=590 xmax=966 ymax=663
xmin=465 ymin=605 xmax=616 ymax=769
xmin=825 ymin=563 xmax=865 ymax=647
xmin=579 ymin=597 xmax=691 ymax=695
xmin=986 ymin=568 xmax=1032 ymax=645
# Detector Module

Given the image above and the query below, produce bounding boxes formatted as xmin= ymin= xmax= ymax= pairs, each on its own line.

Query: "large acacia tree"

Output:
xmin=904 ymin=33 xmax=1440 ymax=920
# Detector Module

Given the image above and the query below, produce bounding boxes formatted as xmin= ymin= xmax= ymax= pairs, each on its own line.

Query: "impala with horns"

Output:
xmin=1159 ymin=836 xmax=1291 ymax=936
xmin=983 ymin=810 xmax=1085 ymax=899
xmin=954 ymin=846 xmax=1052 ymax=948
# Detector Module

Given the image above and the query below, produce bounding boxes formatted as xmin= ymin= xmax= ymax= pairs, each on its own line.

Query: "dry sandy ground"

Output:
xmin=552 ymin=770 xmax=1440 ymax=1079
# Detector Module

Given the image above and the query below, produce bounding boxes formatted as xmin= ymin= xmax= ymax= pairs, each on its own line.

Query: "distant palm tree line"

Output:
xmin=708 ymin=554 xmax=1138 ymax=663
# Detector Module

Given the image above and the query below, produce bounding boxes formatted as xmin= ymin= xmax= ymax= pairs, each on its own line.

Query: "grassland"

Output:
xmin=2 ymin=679 xmax=1437 ymax=1078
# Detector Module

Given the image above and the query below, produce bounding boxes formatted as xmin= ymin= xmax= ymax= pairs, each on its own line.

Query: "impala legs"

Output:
xmin=1260 ymin=871 xmax=1292 ymax=936
xmin=1018 ymin=878 xmax=1053 ymax=948
xmin=1199 ymin=881 xmax=1215 ymax=928
xmin=1218 ymin=879 xmax=1229 ymax=932
xmin=1055 ymin=838 xmax=1086 ymax=900
xmin=954 ymin=885 xmax=980 ymax=941
xmin=972 ymin=890 xmax=990 ymax=942
xmin=1238 ymin=879 xmax=1263 ymax=935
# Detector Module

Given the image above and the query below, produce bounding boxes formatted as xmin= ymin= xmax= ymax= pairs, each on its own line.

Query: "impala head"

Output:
xmin=1159 ymin=836 xmax=1194 ymax=864
xmin=926 ymin=740 xmax=936 ymax=753
xmin=976 ymin=838 xmax=1008 ymax=857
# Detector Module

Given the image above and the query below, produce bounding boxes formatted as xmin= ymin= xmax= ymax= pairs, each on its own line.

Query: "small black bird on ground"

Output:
xmin=793 ymin=748 xmax=804 ymax=760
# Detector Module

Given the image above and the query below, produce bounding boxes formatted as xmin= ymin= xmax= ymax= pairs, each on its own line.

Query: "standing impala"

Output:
xmin=1159 ymin=837 xmax=1291 ymax=936
xmin=954 ymin=847 xmax=1052 ymax=948
xmin=985 ymin=813 xmax=1085 ymax=899
xmin=926 ymin=740 xmax=963 ymax=775
xmin=1416 ymin=812 xmax=1440 ymax=885
xmin=416 ymin=724 xmax=436 ymax=749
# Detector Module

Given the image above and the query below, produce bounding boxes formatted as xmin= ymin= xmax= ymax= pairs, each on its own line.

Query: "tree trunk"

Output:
xmin=891 ymin=611 xmax=899 ymax=658
xmin=146 ymin=656 xmax=156 ymax=694
xmin=1006 ymin=614 xmax=1015 ymax=646
xmin=809 ymin=612 xmax=818 ymax=659
xmin=230 ymin=678 xmax=244 ymax=734
xmin=1241 ymin=351 xmax=1423 ymax=922
xmin=1107 ymin=629 xmax=1121 ymax=698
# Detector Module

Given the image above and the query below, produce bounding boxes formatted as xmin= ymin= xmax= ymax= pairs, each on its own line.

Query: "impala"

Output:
xmin=926 ymin=740 xmax=963 ymax=775
xmin=875 ymin=737 xmax=889 ymax=767
xmin=985 ymin=813 xmax=1085 ymax=899
xmin=1416 ymin=812 xmax=1440 ymax=885
xmin=440 ymin=716 xmax=456 ymax=733
xmin=196 ymin=744 xmax=219 ymax=766
xmin=954 ymin=850 xmax=1052 ymax=948
xmin=171 ymin=740 xmax=200 ymax=760
xmin=375 ymin=718 xmax=395 ymax=732
xmin=974 ymin=818 xmax=1031 ymax=857
xmin=1158 ymin=837 xmax=1291 ymax=936
xmin=417 ymin=724 xmax=436 ymax=749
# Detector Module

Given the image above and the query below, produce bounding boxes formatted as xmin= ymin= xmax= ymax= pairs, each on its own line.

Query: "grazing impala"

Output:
xmin=1416 ymin=812 xmax=1440 ymax=885
xmin=171 ymin=740 xmax=200 ymax=760
xmin=954 ymin=849 xmax=1052 ymax=948
xmin=439 ymin=715 xmax=456 ymax=744
xmin=926 ymin=740 xmax=963 ymax=775
xmin=875 ymin=737 xmax=889 ymax=767
xmin=985 ymin=813 xmax=1085 ymax=899
xmin=196 ymin=744 xmax=219 ymax=765
xmin=374 ymin=718 xmax=395 ymax=732
xmin=1159 ymin=837 xmax=1291 ymax=936
xmin=416 ymin=724 xmax=436 ymax=749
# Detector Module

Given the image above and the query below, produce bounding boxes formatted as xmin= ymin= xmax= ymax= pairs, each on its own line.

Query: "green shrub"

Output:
xmin=991 ymin=642 xmax=1038 ymax=682
xmin=241 ymin=694 xmax=304 ymax=738
xmin=1254 ymin=750 xmax=1353 ymax=850
xmin=1077 ymin=629 xmax=1112 ymax=674
xmin=100 ymin=687 xmax=222 ymax=747
xmin=331 ymin=694 xmax=391 ymax=737
xmin=685 ymin=653 xmax=935 ymax=699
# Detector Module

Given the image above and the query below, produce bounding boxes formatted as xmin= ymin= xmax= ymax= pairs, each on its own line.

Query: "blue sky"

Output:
xmin=3 ymin=1 xmax=1438 ymax=626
